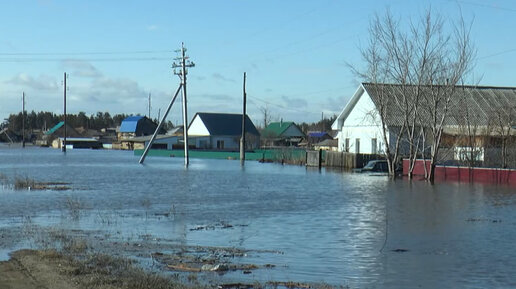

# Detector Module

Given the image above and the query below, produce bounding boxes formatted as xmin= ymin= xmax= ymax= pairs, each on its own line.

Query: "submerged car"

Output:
xmin=358 ymin=160 xmax=389 ymax=173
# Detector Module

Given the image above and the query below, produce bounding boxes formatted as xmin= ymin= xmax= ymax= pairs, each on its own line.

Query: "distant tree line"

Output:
xmin=298 ymin=115 xmax=337 ymax=134
xmin=3 ymin=111 xmax=174 ymax=134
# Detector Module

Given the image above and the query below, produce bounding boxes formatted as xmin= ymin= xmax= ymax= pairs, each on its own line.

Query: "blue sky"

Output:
xmin=0 ymin=0 xmax=515 ymax=127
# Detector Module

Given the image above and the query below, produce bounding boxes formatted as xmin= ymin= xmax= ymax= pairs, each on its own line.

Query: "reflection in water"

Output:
xmin=0 ymin=146 xmax=515 ymax=288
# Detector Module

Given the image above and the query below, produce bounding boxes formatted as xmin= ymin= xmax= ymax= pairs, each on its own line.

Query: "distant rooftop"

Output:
xmin=44 ymin=121 xmax=64 ymax=135
xmin=119 ymin=116 xmax=145 ymax=133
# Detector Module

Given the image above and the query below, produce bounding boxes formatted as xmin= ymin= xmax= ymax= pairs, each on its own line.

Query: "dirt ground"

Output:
xmin=0 ymin=249 xmax=191 ymax=289
xmin=0 ymin=250 xmax=82 ymax=289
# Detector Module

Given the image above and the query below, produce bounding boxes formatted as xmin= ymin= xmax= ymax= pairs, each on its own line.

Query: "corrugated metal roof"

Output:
xmin=308 ymin=131 xmax=330 ymax=138
xmin=262 ymin=121 xmax=296 ymax=137
xmin=45 ymin=121 xmax=64 ymax=135
xmin=119 ymin=116 xmax=144 ymax=133
xmin=362 ymin=83 xmax=516 ymax=127
xmin=125 ymin=135 xmax=178 ymax=142
xmin=193 ymin=113 xmax=260 ymax=136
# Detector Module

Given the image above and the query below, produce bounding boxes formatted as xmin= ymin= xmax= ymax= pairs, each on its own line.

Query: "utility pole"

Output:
xmin=240 ymin=72 xmax=247 ymax=166
xmin=140 ymin=43 xmax=194 ymax=165
xmin=173 ymin=42 xmax=195 ymax=167
xmin=148 ymin=93 xmax=151 ymax=119
xmin=22 ymin=92 xmax=25 ymax=148
xmin=63 ymin=72 xmax=67 ymax=153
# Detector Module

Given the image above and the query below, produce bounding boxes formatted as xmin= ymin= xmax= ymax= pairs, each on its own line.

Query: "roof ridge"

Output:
xmin=362 ymin=82 xmax=516 ymax=90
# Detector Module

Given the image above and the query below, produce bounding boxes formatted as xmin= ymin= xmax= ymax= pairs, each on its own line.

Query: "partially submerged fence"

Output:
xmin=404 ymin=159 xmax=516 ymax=185
xmin=134 ymin=148 xmax=383 ymax=169
xmin=325 ymin=151 xmax=383 ymax=169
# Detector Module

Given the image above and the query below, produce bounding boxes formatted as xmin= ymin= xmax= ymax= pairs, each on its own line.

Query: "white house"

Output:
xmin=332 ymin=83 xmax=516 ymax=162
xmin=188 ymin=112 xmax=260 ymax=150
xmin=332 ymin=84 xmax=385 ymax=154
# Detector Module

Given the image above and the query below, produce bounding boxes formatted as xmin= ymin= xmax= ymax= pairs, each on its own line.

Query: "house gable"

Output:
xmin=345 ymin=89 xmax=380 ymax=127
xmin=332 ymin=85 xmax=366 ymax=130
xmin=262 ymin=122 xmax=304 ymax=138
xmin=188 ymin=114 xmax=210 ymax=136
xmin=281 ymin=124 xmax=304 ymax=137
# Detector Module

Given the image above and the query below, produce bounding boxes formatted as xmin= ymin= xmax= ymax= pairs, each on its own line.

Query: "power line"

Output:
xmin=0 ymin=50 xmax=174 ymax=56
xmin=0 ymin=57 xmax=172 ymax=62
xmin=451 ymin=0 xmax=516 ymax=12
xmin=478 ymin=48 xmax=516 ymax=60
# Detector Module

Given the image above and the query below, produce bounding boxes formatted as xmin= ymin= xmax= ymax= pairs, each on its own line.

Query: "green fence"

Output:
xmin=134 ymin=148 xmax=308 ymax=162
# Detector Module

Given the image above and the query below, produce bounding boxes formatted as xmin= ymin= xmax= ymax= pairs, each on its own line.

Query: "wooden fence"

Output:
xmin=324 ymin=151 xmax=383 ymax=169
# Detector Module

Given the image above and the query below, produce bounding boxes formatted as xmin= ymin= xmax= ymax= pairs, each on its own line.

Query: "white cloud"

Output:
xmin=6 ymin=73 xmax=59 ymax=91
xmin=281 ymin=95 xmax=308 ymax=109
xmin=61 ymin=59 xmax=103 ymax=78
xmin=147 ymin=25 xmax=158 ymax=31
xmin=69 ymin=77 xmax=147 ymax=106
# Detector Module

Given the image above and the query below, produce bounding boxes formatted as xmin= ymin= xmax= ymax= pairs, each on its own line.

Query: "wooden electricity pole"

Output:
xmin=240 ymin=72 xmax=247 ymax=166
xmin=140 ymin=43 xmax=194 ymax=165
xmin=63 ymin=72 xmax=67 ymax=152
xmin=148 ymin=93 xmax=151 ymax=119
xmin=173 ymin=43 xmax=195 ymax=167
xmin=22 ymin=92 xmax=25 ymax=148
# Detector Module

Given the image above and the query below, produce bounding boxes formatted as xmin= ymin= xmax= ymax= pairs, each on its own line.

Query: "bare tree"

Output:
xmin=351 ymin=8 xmax=475 ymax=181
xmin=420 ymin=14 xmax=475 ymax=183
xmin=259 ymin=105 xmax=272 ymax=129
xmin=451 ymin=88 xmax=484 ymax=169
xmin=487 ymin=105 xmax=516 ymax=168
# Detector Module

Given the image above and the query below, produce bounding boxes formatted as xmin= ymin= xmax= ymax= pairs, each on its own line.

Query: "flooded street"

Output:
xmin=1 ymin=146 xmax=516 ymax=288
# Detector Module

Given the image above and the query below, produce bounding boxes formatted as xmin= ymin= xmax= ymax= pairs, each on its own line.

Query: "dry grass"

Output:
xmin=14 ymin=176 xmax=36 ymax=190
xmin=64 ymin=196 xmax=85 ymax=220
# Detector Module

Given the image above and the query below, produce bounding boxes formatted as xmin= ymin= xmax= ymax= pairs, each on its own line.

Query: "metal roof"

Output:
xmin=125 ymin=134 xmax=178 ymax=142
xmin=308 ymin=131 xmax=330 ymax=138
xmin=57 ymin=137 xmax=99 ymax=142
xmin=362 ymin=83 xmax=516 ymax=127
xmin=262 ymin=121 xmax=299 ymax=137
xmin=192 ymin=113 xmax=260 ymax=136
xmin=44 ymin=121 xmax=64 ymax=135
xmin=119 ymin=116 xmax=144 ymax=133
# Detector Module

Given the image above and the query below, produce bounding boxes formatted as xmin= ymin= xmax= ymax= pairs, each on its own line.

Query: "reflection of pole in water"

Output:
xmin=22 ymin=92 xmax=25 ymax=148
xmin=63 ymin=72 xmax=67 ymax=153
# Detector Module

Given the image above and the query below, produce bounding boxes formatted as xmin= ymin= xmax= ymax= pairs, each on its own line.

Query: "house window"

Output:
xmin=371 ymin=138 xmax=377 ymax=154
xmin=345 ymin=138 xmax=350 ymax=152
xmin=217 ymin=140 xmax=225 ymax=149
xmin=355 ymin=138 xmax=360 ymax=154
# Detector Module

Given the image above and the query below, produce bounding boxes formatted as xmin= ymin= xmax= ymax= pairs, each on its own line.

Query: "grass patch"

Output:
xmin=11 ymin=175 xmax=72 ymax=191
xmin=64 ymin=196 xmax=85 ymax=220
xmin=14 ymin=176 xmax=36 ymax=190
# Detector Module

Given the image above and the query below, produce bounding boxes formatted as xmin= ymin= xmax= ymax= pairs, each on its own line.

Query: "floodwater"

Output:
xmin=1 ymin=146 xmax=516 ymax=288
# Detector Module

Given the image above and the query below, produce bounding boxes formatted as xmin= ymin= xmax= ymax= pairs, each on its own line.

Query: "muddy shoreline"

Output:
xmin=0 ymin=248 xmax=343 ymax=289
xmin=0 ymin=224 xmax=344 ymax=289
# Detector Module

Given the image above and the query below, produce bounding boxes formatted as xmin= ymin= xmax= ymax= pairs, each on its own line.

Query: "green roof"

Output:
xmin=261 ymin=121 xmax=295 ymax=137
xmin=45 ymin=121 xmax=64 ymax=135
